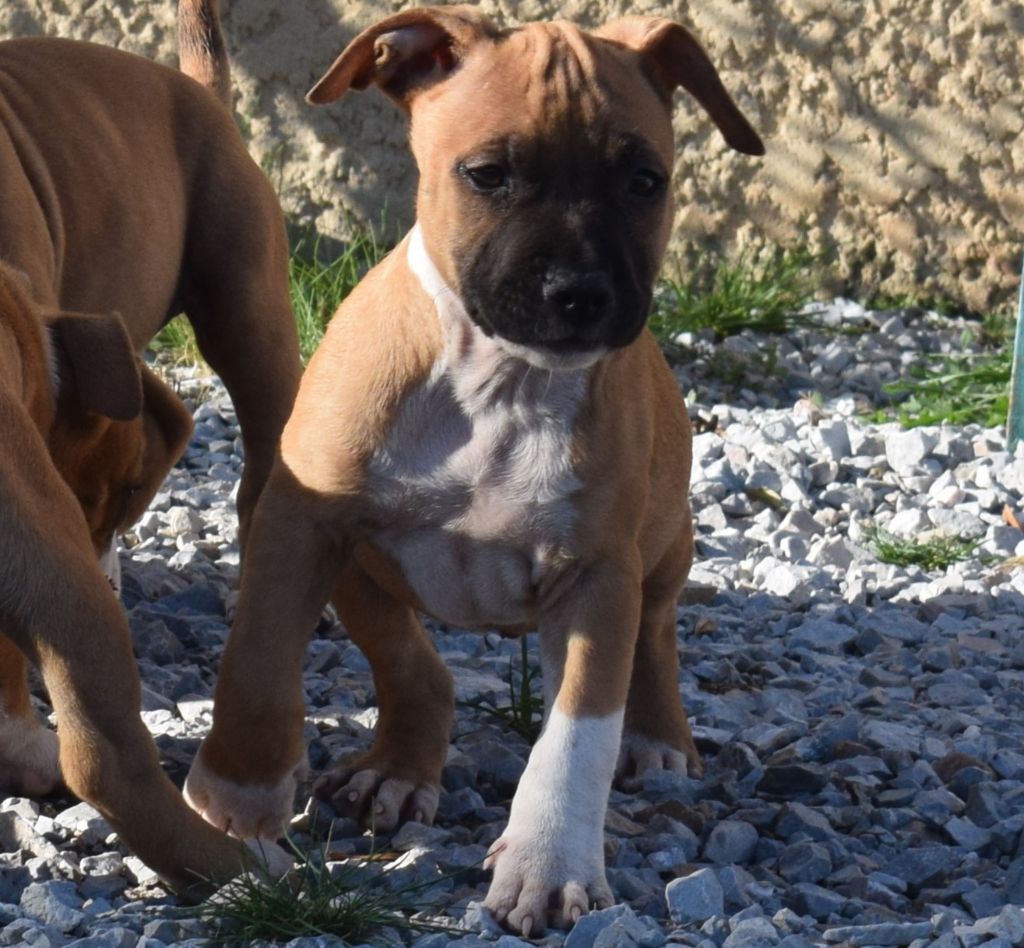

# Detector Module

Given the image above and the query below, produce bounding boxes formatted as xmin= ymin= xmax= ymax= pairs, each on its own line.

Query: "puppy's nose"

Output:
xmin=542 ymin=269 xmax=613 ymax=324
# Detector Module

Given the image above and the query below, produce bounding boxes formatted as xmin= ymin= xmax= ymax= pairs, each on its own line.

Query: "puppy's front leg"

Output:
xmin=185 ymin=471 xmax=345 ymax=840
xmin=484 ymin=555 xmax=642 ymax=936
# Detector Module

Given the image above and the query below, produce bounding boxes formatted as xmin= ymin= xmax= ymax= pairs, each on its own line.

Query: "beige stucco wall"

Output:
xmin=2 ymin=0 xmax=1022 ymax=311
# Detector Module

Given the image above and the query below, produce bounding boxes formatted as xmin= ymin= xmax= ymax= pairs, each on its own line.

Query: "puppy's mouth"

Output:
xmin=463 ymin=302 xmax=612 ymax=370
xmin=498 ymin=335 xmax=610 ymax=372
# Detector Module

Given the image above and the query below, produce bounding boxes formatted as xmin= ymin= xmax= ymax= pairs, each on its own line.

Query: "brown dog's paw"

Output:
xmin=0 ymin=721 xmax=61 ymax=797
xmin=483 ymin=835 xmax=613 ymax=935
xmin=616 ymin=731 xmax=702 ymax=780
xmin=314 ymin=762 xmax=440 ymax=832
xmin=184 ymin=752 xmax=307 ymax=841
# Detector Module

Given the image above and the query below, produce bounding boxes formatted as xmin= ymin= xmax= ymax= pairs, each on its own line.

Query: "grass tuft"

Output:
xmin=463 ymin=636 xmax=544 ymax=745
xmin=152 ymin=314 xmax=204 ymax=367
xmin=150 ymin=224 xmax=390 ymax=370
xmin=290 ymin=226 xmax=390 ymax=362
xmin=195 ymin=840 xmax=441 ymax=945
xmin=862 ymin=522 xmax=979 ymax=571
xmin=650 ymin=243 xmax=818 ymax=349
xmin=875 ymin=313 xmax=1012 ymax=429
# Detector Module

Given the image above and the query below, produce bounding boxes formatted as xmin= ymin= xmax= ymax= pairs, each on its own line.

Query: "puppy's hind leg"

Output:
xmin=314 ymin=556 xmax=454 ymax=831
xmin=0 ymin=634 xmax=60 ymax=796
xmin=619 ymin=518 xmax=701 ymax=779
xmin=179 ymin=149 xmax=302 ymax=550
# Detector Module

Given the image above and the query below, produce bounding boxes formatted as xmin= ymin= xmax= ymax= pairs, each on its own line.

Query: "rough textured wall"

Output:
xmin=2 ymin=0 xmax=1021 ymax=310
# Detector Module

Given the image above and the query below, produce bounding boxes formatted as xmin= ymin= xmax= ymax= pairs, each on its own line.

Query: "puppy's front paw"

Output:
xmin=483 ymin=833 xmax=613 ymax=935
xmin=184 ymin=751 xmax=307 ymax=840
xmin=0 ymin=719 xmax=61 ymax=796
xmin=314 ymin=760 xmax=440 ymax=832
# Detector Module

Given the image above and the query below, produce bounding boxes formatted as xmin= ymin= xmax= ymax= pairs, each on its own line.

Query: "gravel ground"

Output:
xmin=3 ymin=299 xmax=1024 ymax=948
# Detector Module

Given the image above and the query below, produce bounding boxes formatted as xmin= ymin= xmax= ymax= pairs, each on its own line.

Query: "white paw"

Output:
xmin=481 ymin=707 xmax=622 ymax=934
xmin=184 ymin=752 xmax=307 ymax=840
xmin=617 ymin=731 xmax=701 ymax=779
xmin=0 ymin=716 xmax=61 ymax=796
xmin=483 ymin=831 xmax=613 ymax=934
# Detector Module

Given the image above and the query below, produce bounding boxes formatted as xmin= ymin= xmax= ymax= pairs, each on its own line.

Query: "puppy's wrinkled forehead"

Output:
xmin=412 ymin=22 xmax=673 ymax=162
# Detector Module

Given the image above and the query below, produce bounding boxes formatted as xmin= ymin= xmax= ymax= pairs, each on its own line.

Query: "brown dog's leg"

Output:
xmin=185 ymin=474 xmax=341 ymax=838
xmin=315 ymin=557 xmax=454 ymax=830
xmin=0 ymin=417 xmax=267 ymax=893
xmin=0 ymin=633 xmax=60 ymax=795
xmin=180 ymin=165 xmax=302 ymax=549
xmin=619 ymin=520 xmax=702 ymax=777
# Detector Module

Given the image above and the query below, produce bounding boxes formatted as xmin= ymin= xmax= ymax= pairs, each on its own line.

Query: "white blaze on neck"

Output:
xmin=367 ymin=226 xmax=593 ymax=629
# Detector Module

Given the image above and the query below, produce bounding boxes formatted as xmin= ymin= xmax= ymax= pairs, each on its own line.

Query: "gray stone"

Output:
xmin=774 ymin=802 xmax=834 ymax=841
xmin=885 ymin=430 xmax=939 ymax=474
xmin=458 ymin=901 xmax=506 ymax=937
xmin=564 ymin=904 xmax=634 ymax=948
xmin=719 ymin=865 xmax=757 ymax=912
xmin=789 ymin=620 xmax=857 ymax=651
xmin=861 ymin=718 xmax=922 ymax=754
xmin=390 ymin=822 xmax=452 ymax=852
xmin=823 ymin=921 xmax=934 ymax=945
xmin=964 ymin=783 xmax=1008 ymax=828
xmin=943 ymin=816 xmax=991 ymax=851
xmin=19 ymin=882 xmax=84 ymax=934
xmin=723 ymin=915 xmax=780 ymax=948
xmin=666 ymin=869 xmax=725 ymax=925
xmin=961 ymin=884 xmax=1004 ymax=920
xmin=786 ymin=883 xmax=845 ymax=919
xmin=64 ymin=931 xmax=138 ymax=948
xmin=883 ymin=847 xmax=949 ymax=888
xmin=704 ymin=822 xmax=760 ymax=866
xmin=1 ymin=918 xmax=61 ymax=947
xmin=777 ymin=842 xmax=832 ymax=884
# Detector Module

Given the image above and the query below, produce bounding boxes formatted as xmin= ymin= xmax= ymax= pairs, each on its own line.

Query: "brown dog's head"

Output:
xmin=47 ymin=324 xmax=193 ymax=564
xmin=308 ymin=7 xmax=763 ymax=368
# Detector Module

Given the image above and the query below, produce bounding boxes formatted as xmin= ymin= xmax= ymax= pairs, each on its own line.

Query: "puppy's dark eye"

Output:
xmin=461 ymin=163 xmax=508 ymax=193
xmin=628 ymin=168 xmax=665 ymax=198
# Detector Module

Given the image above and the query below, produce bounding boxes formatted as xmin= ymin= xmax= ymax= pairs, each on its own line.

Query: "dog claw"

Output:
xmin=317 ymin=763 xmax=440 ymax=831
xmin=521 ymin=915 xmax=534 ymax=938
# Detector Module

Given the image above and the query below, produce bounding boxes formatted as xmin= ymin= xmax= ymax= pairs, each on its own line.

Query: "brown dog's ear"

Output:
xmin=140 ymin=364 xmax=193 ymax=468
xmin=307 ymin=5 xmax=500 ymax=110
xmin=48 ymin=313 xmax=143 ymax=421
xmin=596 ymin=17 xmax=765 ymax=156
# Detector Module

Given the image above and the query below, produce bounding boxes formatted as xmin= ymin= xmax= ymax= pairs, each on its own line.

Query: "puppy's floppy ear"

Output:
xmin=48 ymin=313 xmax=142 ymax=421
xmin=139 ymin=363 xmax=193 ymax=468
xmin=307 ymin=5 xmax=500 ymax=110
xmin=596 ymin=17 xmax=765 ymax=156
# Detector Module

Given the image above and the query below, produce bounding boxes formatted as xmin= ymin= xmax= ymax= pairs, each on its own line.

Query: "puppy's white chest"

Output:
xmin=366 ymin=347 xmax=586 ymax=630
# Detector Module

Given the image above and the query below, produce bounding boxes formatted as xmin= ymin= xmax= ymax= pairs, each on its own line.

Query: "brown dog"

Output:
xmin=185 ymin=5 xmax=763 ymax=933
xmin=0 ymin=0 xmax=296 ymax=890
xmin=0 ymin=266 xmax=192 ymax=795
xmin=0 ymin=0 xmax=300 ymax=545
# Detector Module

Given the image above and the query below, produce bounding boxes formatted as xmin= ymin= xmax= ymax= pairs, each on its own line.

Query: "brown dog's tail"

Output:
xmin=177 ymin=0 xmax=232 ymax=108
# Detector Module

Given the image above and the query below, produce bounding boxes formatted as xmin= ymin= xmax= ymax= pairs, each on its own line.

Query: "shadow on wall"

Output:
xmin=694 ymin=0 xmax=1024 ymax=306
xmin=220 ymin=0 xmax=416 ymax=239
xmin=2 ymin=0 xmax=1023 ymax=308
